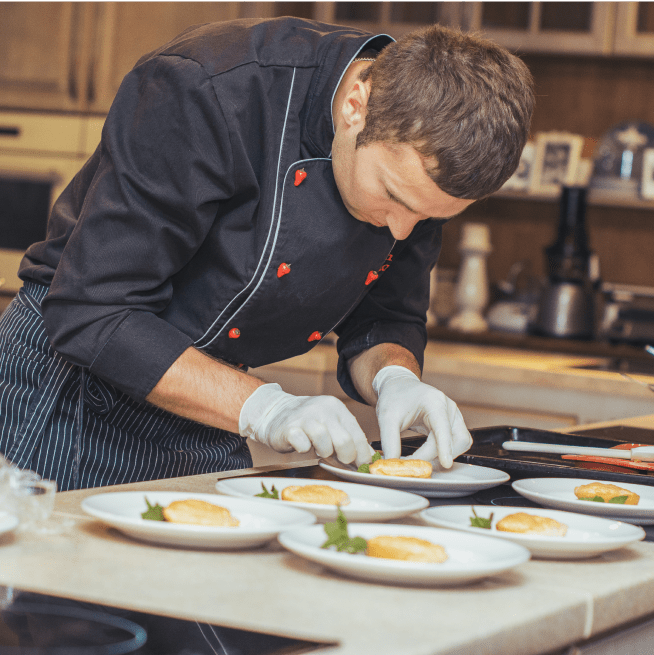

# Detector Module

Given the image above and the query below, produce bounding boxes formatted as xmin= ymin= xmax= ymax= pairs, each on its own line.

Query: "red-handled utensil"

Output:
xmin=502 ymin=441 xmax=654 ymax=461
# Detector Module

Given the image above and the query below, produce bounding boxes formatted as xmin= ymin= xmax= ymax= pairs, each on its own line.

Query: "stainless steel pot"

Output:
xmin=529 ymin=280 xmax=596 ymax=339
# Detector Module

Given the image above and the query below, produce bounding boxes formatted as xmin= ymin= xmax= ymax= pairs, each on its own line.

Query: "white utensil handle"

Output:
xmin=501 ymin=441 xmax=631 ymax=459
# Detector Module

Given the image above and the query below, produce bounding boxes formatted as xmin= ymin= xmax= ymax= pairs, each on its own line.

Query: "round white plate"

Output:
xmin=420 ymin=505 xmax=646 ymax=559
xmin=318 ymin=458 xmax=510 ymax=498
xmin=512 ymin=478 xmax=654 ymax=525
xmin=0 ymin=512 xmax=19 ymax=536
xmin=278 ymin=522 xmax=530 ymax=586
xmin=215 ymin=476 xmax=429 ymax=521
xmin=81 ymin=491 xmax=316 ymax=549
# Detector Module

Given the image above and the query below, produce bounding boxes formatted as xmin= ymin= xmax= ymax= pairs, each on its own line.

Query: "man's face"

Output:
xmin=332 ymin=139 xmax=474 ymax=241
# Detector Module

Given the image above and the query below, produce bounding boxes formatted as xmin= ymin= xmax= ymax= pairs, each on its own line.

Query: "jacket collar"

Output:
xmin=302 ymin=32 xmax=394 ymax=158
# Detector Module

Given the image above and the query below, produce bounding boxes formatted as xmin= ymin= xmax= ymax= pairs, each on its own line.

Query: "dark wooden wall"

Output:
xmin=438 ymin=54 xmax=654 ymax=289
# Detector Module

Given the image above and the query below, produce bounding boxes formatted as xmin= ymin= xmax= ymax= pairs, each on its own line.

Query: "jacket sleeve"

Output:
xmin=334 ymin=220 xmax=443 ymax=403
xmin=41 ymin=54 xmax=236 ymax=402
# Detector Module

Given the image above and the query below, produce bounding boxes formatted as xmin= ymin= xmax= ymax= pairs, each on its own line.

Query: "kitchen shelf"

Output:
xmin=494 ymin=189 xmax=654 ymax=211
xmin=427 ymin=324 xmax=652 ymax=361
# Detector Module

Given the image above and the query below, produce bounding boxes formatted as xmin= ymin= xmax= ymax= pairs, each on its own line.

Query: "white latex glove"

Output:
xmin=239 ymin=383 xmax=373 ymax=467
xmin=373 ymin=365 xmax=472 ymax=468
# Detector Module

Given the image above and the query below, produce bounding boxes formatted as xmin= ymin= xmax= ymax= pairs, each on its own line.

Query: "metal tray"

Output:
xmin=372 ymin=425 xmax=654 ymax=487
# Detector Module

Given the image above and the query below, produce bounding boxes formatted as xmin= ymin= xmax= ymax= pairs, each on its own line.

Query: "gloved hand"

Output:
xmin=238 ymin=383 xmax=373 ymax=467
xmin=373 ymin=365 xmax=472 ymax=468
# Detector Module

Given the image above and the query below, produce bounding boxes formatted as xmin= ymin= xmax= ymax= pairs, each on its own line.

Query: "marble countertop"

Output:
xmin=4 ymin=414 xmax=654 ymax=655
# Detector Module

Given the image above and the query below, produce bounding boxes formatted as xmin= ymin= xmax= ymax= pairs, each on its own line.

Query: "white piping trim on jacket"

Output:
xmin=195 ymin=68 xmax=298 ymax=348
xmin=199 ymin=156 xmax=331 ymax=350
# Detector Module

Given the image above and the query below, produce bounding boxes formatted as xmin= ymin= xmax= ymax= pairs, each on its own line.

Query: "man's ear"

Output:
xmin=340 ymin=78 xmax=372 ymax=128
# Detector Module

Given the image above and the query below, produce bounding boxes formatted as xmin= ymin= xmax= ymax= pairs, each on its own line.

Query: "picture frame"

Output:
xmin=501 ymin=141 xmax=535 ymax=192
xmin=529 ymin=132 xmax=584 ymax=196
xmin=641 ymin=148 xmax=654 ymax=200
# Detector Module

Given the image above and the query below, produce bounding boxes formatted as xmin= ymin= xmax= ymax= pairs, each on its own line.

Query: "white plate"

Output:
xmin=513 ymin=478 xmax=654 ymax=525
xmin=0 ymin=512 xmax=19 ymax=536
xmin=215 ymin=477 xmax=429 ymax=521
xmin=278 ymin=522 xmax=530 ymax=586
xmin=420 ymin=505 xmax=646 ymax=559
xmin=81 ymin=491 xmax=316 ymax=549
xmin=318 ymin=458 xmax=510 ymax=498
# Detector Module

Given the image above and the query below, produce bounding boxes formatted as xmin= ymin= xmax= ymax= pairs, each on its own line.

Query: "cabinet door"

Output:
xmin=614 ymin=2 xmax=654 ymax=56
xmin=268 ymin=2 xmax=460 ymax=37
xmin=462 ymin=2 xmax=616 ymax=54
xmin=87 ymin=2 xmax=242 ymax=113
xmin=0 ymin=2 xmax=95 ymax=112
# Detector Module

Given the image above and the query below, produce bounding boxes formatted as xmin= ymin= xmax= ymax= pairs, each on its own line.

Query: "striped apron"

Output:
xmin=0 ymin=282 xmax=252 ymax=491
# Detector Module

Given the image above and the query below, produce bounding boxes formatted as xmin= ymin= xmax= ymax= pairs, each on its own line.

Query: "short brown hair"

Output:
xmin=356 ymin=25 xmax=534 ymax=199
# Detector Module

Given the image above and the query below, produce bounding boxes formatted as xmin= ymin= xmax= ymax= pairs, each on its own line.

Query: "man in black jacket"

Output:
xmin=0 ymin=18 xmax=534 ymax=490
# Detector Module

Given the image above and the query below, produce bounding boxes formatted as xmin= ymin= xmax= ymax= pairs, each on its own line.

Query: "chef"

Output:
xmin=0 ymin=17 xmax=534 ymax=491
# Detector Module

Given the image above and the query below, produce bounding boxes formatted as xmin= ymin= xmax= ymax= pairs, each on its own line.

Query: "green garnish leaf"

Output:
xmin=469 ymin=506 xmax=493 ymax=529
xmin=609 ymin=495 xmax=628 ymax=504
xmin=579 ymin=495 xmax=606 ymax=503
xmin=321 ymin=507 xmax=367 ymax=554
xmin=357 ymin=451 xmax=382 ymax=474
xmin=579 ymin=494 xmax=629 ymax=504
xmin=141 ymin=497 xmax=165 ymax=521
xmin=255 ymin=483 xmax=279 ymax=499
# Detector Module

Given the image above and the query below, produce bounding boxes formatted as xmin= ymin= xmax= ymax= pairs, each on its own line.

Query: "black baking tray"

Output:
xmin=374 ymin=425 xmax=654 ymax=487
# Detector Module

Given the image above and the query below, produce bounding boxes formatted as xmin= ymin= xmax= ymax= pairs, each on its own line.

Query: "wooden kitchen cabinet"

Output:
xmin=265 ymin=2 xmax=618 ymax=55
xmin=0 ymin=2 xmax=242 ymax=114
xmin=460 ymin=2 xmax=616 ymax=55
xmin=0 ymin=3 xmax=93 ymax=112
xmin=613 ymin=2 xmax=654 ymax=56
xmin=3 ymin=2 xmax=653 ymax=118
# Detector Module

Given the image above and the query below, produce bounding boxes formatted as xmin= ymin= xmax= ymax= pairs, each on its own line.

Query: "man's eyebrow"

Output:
xmin=386 ymin=188 xmax=419 ymax=214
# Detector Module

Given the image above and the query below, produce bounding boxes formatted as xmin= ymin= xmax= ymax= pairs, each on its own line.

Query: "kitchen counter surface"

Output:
xmin=4 ymin=414 xmax=654 ymax=655
xmin=255 ymin=339 xmax=654 ymax=399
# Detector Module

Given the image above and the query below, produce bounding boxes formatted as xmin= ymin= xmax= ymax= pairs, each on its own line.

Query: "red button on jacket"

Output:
xmin=294 ymin=169 xmax=307 ymax=186
xmin=365 ymin=270 xmax=379 ymax=285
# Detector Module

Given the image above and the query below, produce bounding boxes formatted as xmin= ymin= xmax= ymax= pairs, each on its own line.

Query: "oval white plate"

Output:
xmin=81 ymin=491 xmax=316 ymax=549
xmin=420 ymin=505 xmax=646 ymax=559
xmin=513 ymin=478 xmax=654 ymax=525
xmin=215 ymin=477 xmax=429 ymax=521
xmin=278 ymin=522 xmax=530 ymax=586
xmin=318 ymin=458 xmax=510 ymax=498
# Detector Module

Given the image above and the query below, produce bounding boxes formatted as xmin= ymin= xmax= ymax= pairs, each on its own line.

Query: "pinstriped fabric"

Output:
xmin=0 ymin=283 xmax=252 ymax=491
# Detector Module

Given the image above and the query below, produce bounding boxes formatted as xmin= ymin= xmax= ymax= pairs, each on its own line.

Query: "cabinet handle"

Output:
xmin=0 ymin=127 xmax=20 ymax=137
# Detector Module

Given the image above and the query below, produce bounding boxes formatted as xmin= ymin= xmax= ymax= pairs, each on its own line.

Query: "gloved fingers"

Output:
xmin=423 ymin=410 xmax=455 ymax=468
xmin=378 ymin=420 xmax=402 ymax=460
xmin=450 ymin=406 xmax=473 ymax=457
xmin=284 ymin=426 xmax=313 ymax=454
xmin=301 ymin=420 xmax=335 ymax=459
xmin=408 ymin=436 xmax=438 ymax=463
xmin=333 ymin=412 xmax=371 ymax=467
xmin=322 ymin=419 xmax=361 ymax=465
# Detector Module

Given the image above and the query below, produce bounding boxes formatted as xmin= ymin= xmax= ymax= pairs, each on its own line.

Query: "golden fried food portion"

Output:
xmin=281 ymin=484 xmax=350 ymax=506
xmin=574 ymin=482 xmax=640 ymax=505
xmin=369 ymin=458 xmax=433 ymax=479
xmin=496 ymin=512 xmax=568 ymax=537
xmin=366 ymin=535 xmax=448 ymax=563
xmin=162 ymin=499 xmax=240 ymax=527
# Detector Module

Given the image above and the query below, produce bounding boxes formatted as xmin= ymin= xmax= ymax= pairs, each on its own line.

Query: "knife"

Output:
xmin=501 ymin=441 xmax=654 ymax=461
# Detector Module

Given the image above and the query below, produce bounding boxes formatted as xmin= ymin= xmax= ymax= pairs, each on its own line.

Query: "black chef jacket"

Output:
xmin=20 ymin=17 xmax=444 ymax=406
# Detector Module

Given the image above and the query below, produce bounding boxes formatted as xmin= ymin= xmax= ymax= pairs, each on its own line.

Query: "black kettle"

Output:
xmin=529 ymin=186 xmax=599 ymax=339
